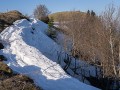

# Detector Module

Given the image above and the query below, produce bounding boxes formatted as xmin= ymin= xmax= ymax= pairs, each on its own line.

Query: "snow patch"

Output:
xmin=0 ymin=19 xmax=100 ymax=90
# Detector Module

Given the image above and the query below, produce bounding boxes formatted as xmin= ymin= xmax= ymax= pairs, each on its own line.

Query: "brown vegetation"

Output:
xmin=55 ymin=6 xmax=120 ymax=89
xmin=58 ymin=5 xmax=120 ymax=80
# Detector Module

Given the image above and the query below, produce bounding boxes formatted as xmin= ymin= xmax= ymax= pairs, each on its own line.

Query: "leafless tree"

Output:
xmin=100 ymin=4 xmax=120 ymax=78
xmin=33 ymin=4 xmax=50 ymax=23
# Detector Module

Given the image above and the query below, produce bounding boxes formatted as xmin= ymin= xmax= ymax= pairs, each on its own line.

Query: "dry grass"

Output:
xmin=58 ymin=6 xmax=120 ymax=78
xmin=0 ymin=10 xmax=28 ymax=32
xmin=0 ymin=10 xmax=27 ymax=24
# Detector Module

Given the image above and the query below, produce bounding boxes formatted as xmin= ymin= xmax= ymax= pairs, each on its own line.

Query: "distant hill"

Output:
xmin=49 ymin=11 xmax=86 ymax=22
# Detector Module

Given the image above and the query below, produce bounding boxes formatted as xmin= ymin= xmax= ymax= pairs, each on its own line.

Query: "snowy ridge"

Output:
xmin=0 ymin=19 xmax=99 ymax=90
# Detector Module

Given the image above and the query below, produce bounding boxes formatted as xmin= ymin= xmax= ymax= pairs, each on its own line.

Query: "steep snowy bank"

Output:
xmin=0 ymin=19 xmax=99 ymax=90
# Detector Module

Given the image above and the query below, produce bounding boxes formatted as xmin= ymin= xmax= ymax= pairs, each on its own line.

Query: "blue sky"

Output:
xmin=0 ymin=0 xmax=120 ymax=15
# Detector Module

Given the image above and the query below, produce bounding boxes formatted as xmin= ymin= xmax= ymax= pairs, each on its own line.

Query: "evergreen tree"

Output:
xmin=91 ymin=10 xmax=96 ymax=16
xmin=87 ymin=10 xmax=90 ymax=16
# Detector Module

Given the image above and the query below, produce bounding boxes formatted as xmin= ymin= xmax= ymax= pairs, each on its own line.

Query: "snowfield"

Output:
xmin=0 ymin=19 xmax=100 ymax=90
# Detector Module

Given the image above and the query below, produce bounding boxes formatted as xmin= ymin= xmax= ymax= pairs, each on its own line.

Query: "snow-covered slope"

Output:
xmin=0 ymin=19 xmax=99 ymax=90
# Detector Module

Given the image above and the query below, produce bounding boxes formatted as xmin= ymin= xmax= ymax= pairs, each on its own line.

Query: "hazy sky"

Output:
xmin=0 ymin=0 xmax=120 ymax=15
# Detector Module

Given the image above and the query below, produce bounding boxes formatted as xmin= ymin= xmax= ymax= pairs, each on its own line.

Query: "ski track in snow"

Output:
xmin=0 ymin=19 xmax=100 ymax=90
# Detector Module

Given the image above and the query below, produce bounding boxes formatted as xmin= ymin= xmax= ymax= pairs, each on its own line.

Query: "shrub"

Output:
xmin=47 ymin=18 xmax=56 ymax=39
xmin=40 ymin=16 xmax=49 ymax=24
xmin=47 ymin=28 xmax=56 ymax=39
xmin=48 ymin=17 xmax=54 ymax=27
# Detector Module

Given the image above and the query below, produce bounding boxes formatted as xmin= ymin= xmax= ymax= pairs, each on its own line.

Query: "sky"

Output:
xmin=0 ymin=0 xmax=120 ymax=15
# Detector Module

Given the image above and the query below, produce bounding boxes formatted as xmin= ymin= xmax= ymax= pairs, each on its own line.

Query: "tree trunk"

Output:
xmin=118 ymin=42 xmax=120 ymax=77
xmin=109 ymin=28 xmax=117 ymax=76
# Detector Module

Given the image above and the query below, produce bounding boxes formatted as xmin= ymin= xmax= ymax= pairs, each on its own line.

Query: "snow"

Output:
xmin=0 ymin=19 xmax=100 ymax=90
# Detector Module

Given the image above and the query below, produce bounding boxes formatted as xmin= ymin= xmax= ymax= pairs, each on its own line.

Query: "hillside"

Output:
xmin=0 ymin=18 xmax=99 ymax=90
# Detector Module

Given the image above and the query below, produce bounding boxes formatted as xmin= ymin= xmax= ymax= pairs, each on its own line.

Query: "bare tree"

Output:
xmin=58 ymin=5 xmax=120 ymax=79
xmin=55 ymin=4 xmax=120 ymax=89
